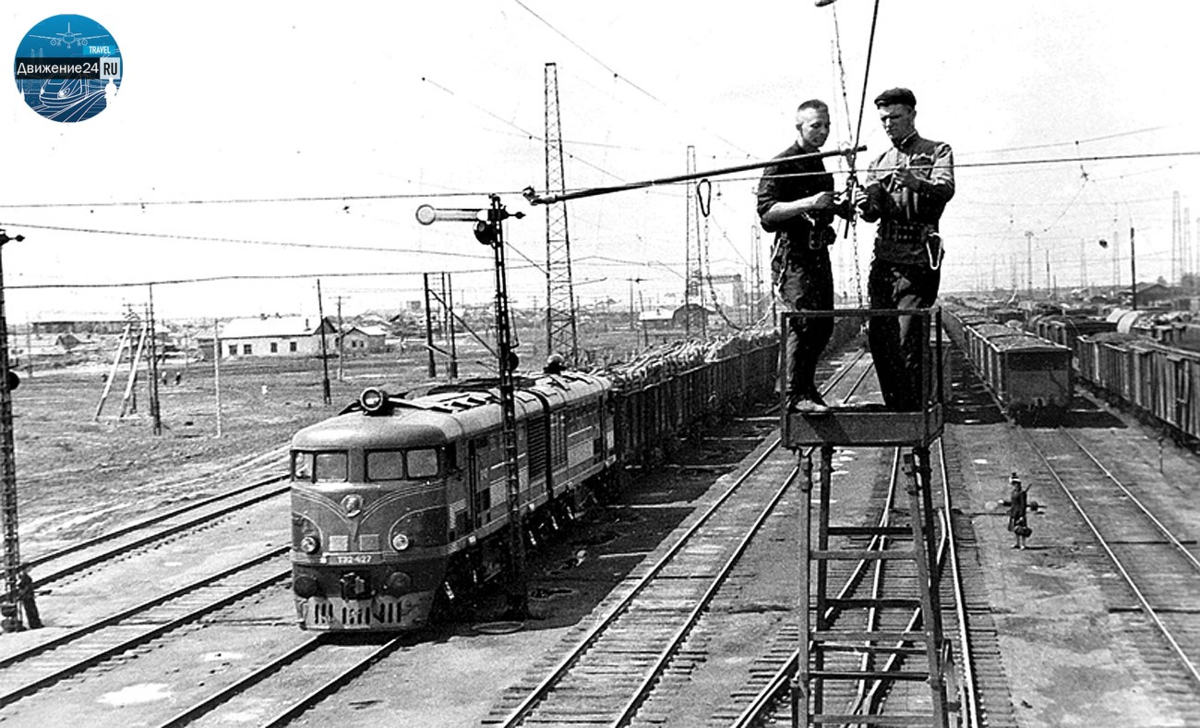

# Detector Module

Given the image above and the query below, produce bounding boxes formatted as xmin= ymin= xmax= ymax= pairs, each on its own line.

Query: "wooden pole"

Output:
xmin=119 ymin=317 xmax=149 ymax=418
xmin=94 ymin=323 xmax=131 ymax=420
xmin=213 ymin=320 xmax=222 ymax=439
xmin=336 ymin=296 xmax=344 ymax=382
xmin=316 ymin=280 xmax=331 ymax=405
xmin=147 ymin=287 xmax=162 ymax=435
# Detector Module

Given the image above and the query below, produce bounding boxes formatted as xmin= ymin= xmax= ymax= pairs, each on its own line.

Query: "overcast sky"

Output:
xmin=2 ymin=1 xmax=1198 ymax=323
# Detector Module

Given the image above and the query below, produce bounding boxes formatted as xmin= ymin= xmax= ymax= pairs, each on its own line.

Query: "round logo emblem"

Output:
xmin=341 ymin=495 xmax=363 ymax=518
xmin=13 ymin=14 xmax=123 ymax=123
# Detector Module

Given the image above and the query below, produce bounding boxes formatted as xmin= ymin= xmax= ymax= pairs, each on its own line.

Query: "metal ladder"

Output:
xmin=794 ymin=445 xmax=951 ymax=727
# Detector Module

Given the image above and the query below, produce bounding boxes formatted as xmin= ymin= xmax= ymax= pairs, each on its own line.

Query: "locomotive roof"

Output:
xmin=290 ymin=371 xmax=610 ymax=451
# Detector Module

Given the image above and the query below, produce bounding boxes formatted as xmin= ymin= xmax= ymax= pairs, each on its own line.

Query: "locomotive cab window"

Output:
xmin=408 ymin=448 xmax=438 ymax=478
xmin=366 ymin=450 xmax=405 ymax=481
xmin=291 ymin=451 xmax=348 ymax=483
xmin=365 ymin=448 xmax=441 ymax=481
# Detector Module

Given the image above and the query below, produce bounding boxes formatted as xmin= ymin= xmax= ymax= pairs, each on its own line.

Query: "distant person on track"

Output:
xmin=757 ymin=98 xmax=851 ymax=415
xmin=853 ymin=87 xmax=955 ymax=411
xmin=1006 ymin=473 xmax=1032 ymax=549
xmin=16 ymin=564 xmax=41 ymax=629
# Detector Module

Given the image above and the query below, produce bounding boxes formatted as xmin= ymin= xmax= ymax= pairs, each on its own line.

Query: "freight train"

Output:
xmin=1075 ymin=332 xmax=1200 ymax=444
xmin=946 ymin=300 xmax=1200 ymax=443
xmin=942 ymin=304 xmax=1073 ymax=423
xmin=288 ymin=328 xmax=822 ymax=632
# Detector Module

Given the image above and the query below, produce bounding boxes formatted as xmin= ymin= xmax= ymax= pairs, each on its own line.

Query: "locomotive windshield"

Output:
xmin=365 ymin=448 xmax=439 ymax=481
xmin=291 ymin=450 xmax=348 ymax=483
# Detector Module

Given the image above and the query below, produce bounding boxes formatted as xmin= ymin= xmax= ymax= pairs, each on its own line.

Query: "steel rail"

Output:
xmin=258 ymin=637 xmax=408 ymax=727
xmin=849 ymin=450 xmax=904 ymax=714
xmin=0 ymin=559 xmax=290 ymax=708
xmin=0 ymin=546 xmax=288 ymax=671
xmin=26 ymin=477 xmax=290 ymax=590
xmin=1061 ymin=428 xmax=1200 ymax=573
xmin=936 ymin=437 xmax=982 ymax=728
xmin=727 ymin=445 xmax=908 ymax=728
xmin=1025 ymin=429 xmax=1200 ymax=686
xmin=610 ymin=461 xmax=800 ymax=726
xmin=155 ymin=635 xmax=326 ymax=728
xmin=731 ymin=430 xmax=974 ymax=726
xmin=494 ymin=346 xmax=872 ymax=727
xmin=24 ymin=473 xmax=288 ymax=572
xmin=493 ymin=434 xmax=788 ymax=726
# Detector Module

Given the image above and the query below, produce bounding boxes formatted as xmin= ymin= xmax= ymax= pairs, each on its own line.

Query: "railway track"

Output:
xmin=154 ymin=633 xmax=406 ymax=728
xmin=480 ymin=352 xmax=872 ymax=726
xmin=1025 ymin=427 xmax=1200 ymax=697
xmin=0 ymin=549 xmax=291 ymax=711
xmin=23 ymin=471 xmax=289 ymax=591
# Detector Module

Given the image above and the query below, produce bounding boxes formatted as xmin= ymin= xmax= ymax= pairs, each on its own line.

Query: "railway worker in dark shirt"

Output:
xmin=15 ymin=564 xmax=41 ymax=629
xmin=854 ymin=87 xmax=955 ymax=411
xmin=756 ymin=98 xmax=851 ymax=414
xmin=1006 ymin=474 xmax=1031 ymax=550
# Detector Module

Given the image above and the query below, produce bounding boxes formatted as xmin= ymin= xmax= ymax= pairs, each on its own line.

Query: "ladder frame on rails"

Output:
xmin=783 ymin=307 xmax=952 ymax=727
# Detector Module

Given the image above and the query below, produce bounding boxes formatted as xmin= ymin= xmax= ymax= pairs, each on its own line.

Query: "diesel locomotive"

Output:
xmin=290 ymin=370 xmax=613 ymax=631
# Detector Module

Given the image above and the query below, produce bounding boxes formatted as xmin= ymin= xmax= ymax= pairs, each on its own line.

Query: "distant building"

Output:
xmin=1128 ymin=282 xmax=1173 ymax=305
xmin=32 ymin=317 xmax=128 ymax=335
xmin=339 ymin=325 xmax=387 ymax=355
xmin=196 ymin=316 xmax=337 ymax=359
xmin=638 ymin=303 xmax=713 ymax=343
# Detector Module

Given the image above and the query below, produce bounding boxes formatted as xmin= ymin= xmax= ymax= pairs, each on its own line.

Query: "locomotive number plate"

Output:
xmin=324 ymin=553 xmax=381 ymax=565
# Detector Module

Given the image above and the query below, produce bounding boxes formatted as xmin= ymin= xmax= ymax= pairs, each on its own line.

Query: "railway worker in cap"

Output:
xmin=854 ymin=87 xmax=955 ymax=411
xmin=757 ymin=98 xmax=852 ymax=414
xmin=1006 ymin=474 xmax=1032 ymax=550
xmin=15 ymin=564 xmax=41 ymax=630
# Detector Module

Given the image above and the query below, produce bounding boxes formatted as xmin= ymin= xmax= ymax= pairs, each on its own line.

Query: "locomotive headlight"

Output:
xmin=299 ymin=534 xmax=320 ymax=554
xmin=360 ymin=387 xmax=388 ymax=413
xmin=391 ymin=532 xmax=411 ymax=551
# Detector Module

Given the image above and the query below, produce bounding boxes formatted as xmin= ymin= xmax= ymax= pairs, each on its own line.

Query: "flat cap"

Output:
xmin=874 ymin=87 xmax=916 ymax=108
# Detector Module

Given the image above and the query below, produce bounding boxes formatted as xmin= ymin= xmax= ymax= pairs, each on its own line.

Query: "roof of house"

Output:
xmin=219 ymin=316 xmax=327 ymax=339
xmin=345 ymin=325 xmax=388 ymax=337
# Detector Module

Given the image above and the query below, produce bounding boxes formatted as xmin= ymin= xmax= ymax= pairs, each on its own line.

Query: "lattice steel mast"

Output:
xmin=543 ymin=62 xmax=578 ymax=365
xmin=684 ymin=145 xmax=702 ymax=337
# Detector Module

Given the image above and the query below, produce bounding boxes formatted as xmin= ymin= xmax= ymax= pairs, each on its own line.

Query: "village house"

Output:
xmin=196 ymin=316 xmax=337 ymax=359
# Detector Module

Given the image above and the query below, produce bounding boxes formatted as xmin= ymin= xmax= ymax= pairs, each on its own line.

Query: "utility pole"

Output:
xmin=1130 ymin=225 xmax=1137 ymax=310
xmin=316 ymin=280 xmax=331 ymax=405
xmin=147 ymin=287 xmax=162 ymax=435
xmin=422 ymin=273 xmax=458 ymax=380
xmin=1045 ymin=249 xmax=1051 ymax=299
xmin=543 ymin=62 xmax=579 ymax=365
xmin=750 ymin=225 xmax=763 ymax=323
xmin=1080 ymin=238 xmax=1087 ymax=291
xmin=1172 ymin=191 xmax=1181 ymax=288
xmin=1025 ymin=230 xmax=1034 ymax=299
xmin=336 ymin=296 xmax=344 ymax=382
xmin=0 ymin=229 xmax=25 ymax=632
xmin=1112 ymin=226 xmax=1120 ymax=294
xmin=213 ymin=319 xmax=222 ymax=438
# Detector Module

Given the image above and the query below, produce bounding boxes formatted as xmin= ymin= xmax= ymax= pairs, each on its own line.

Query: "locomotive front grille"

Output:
xmin=299 ymin=593 xmax=435 ymax=631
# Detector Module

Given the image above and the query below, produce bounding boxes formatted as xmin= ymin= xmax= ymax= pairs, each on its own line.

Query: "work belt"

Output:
xmin=879 ymin=221 xmax=943 ymax=270
xmin=781 ymin=226 xmax=836 ymax=253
